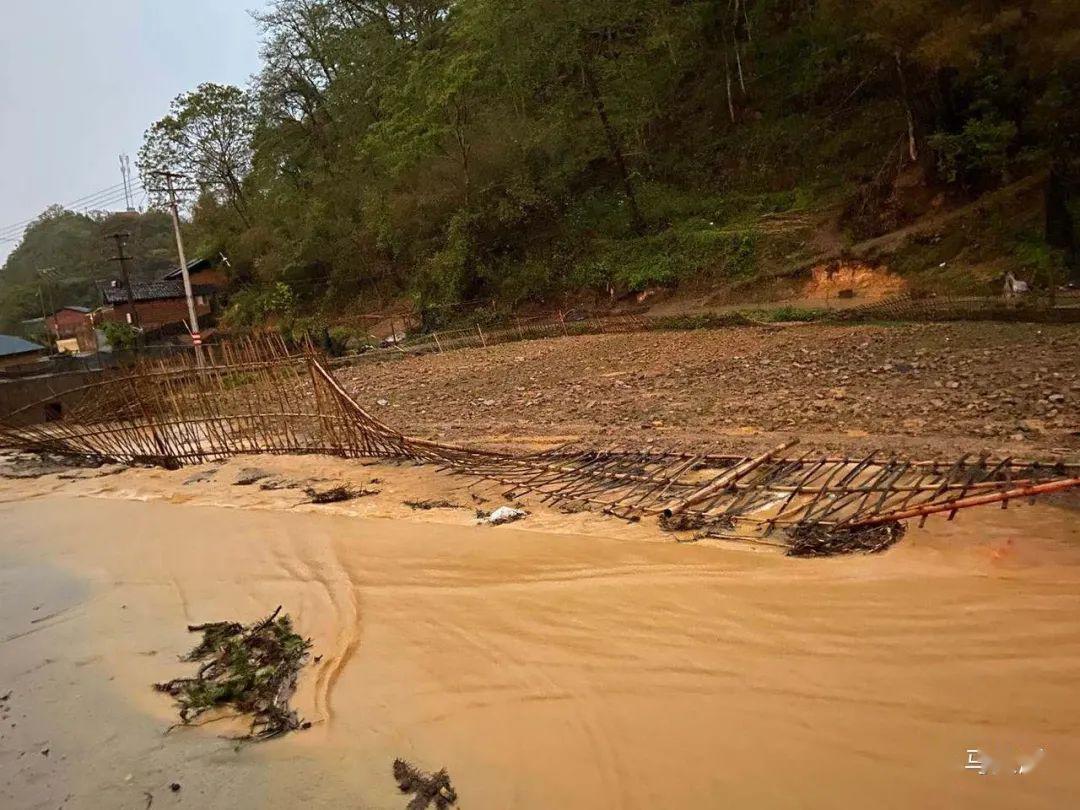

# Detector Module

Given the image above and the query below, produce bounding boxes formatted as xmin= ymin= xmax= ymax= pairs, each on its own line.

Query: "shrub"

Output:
xmin=101 ymin=321 xmax=138 ymax=351
xmin=929 ymin=113 xmax=1018 ymax=187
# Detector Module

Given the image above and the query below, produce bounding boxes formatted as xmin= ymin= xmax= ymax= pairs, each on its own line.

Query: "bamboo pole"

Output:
xmin=850 ymin=478 xmax=1080 ymax=527
xmin=660 ymin=438 xmax=800 ymax=517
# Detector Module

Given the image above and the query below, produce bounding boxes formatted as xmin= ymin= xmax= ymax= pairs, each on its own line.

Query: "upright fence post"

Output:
xmin=476 ymin=323 xmax=487 ymax=348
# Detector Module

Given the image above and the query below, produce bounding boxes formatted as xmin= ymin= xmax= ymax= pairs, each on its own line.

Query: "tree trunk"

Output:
xmin=1046 ymin=161 xmax=1078 ymax=283
xmin=725 ymin=52 xmax=736 ymax=122
xmin=581 ymin=59 xmax=646 ymax=235
xmin=454 ymin=99 xmax=472 ymax=207
xmin=734 ymin=40 xmax=746 ymax=93
xmin=894 ymin=51 xmax=918 ymax=163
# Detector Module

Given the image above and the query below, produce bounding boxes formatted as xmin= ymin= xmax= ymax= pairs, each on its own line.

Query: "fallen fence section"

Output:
xmin=2 ymin=337 xmax=1077 ymax=556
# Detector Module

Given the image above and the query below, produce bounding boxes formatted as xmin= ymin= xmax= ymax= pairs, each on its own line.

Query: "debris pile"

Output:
xmin=393 ymin=759 xmax=458 ymax=809
xmin=154 ymin=607 xmax=312 ymax=741
xmin=786 ymin=522 xmax=906 ymax=558
xmin=405 ymin=499 xmax=463 ymax=510
xmin=305 ymin=484 xmax=376 ymax=504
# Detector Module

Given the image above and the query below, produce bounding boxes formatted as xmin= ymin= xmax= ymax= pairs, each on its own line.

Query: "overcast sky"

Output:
xmin=0 ymin=0 xmax=265 ymax=262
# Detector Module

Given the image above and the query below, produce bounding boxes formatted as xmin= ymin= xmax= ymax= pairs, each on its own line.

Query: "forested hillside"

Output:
xmin=0 ymin=208 xmax=178 ymax=331
xmin=6 ymin=1 xmax=1077 ymax=334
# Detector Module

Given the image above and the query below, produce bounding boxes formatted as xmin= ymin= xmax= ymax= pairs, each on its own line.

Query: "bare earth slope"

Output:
xmin=337 ymin=322 xmax=1079 ymax=458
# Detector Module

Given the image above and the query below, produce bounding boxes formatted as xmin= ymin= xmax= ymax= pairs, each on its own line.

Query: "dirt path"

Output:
xmin=336 ymin=322 xmax=1079 ymax=458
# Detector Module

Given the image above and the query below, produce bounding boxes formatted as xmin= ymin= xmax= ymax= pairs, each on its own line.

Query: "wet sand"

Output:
xmin=2 ymin=459 xmax=1080 ymax=808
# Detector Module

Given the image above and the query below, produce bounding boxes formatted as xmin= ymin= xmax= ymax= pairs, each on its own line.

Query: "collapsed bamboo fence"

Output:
xmin=2 ymin=336 xmax=1077 ymax=554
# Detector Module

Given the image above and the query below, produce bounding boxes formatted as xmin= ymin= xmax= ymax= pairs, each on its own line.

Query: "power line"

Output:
xmin=0 ymin=184 xmax=126 ymax=234
xmin=0 ymin=186 xmax=150 ymax=247
xmin=0 ymin=182 xmax=144 ymax=239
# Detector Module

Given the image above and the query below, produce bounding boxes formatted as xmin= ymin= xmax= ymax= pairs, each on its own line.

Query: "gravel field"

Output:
xmin=338 ymin=322 xmax=1080 ymax=459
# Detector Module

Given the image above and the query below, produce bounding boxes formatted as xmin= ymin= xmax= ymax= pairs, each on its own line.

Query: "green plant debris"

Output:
xmin=393 ymin=758 xmax=458 ymax=810
xmin=154 ymin=607 xmax=313 ymax=741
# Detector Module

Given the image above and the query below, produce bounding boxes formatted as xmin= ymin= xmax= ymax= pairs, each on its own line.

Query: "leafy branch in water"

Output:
xmin=393 ymin=759 xmax=458 ymax=810
xmin=154 ymin=606 xmax=313 ymax=741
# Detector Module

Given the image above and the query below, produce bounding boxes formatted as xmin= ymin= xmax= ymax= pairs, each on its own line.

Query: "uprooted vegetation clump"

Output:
xmin=305 ymin=484 xmax=378 ymax=503
xmin=786 ymin=522 xmax=905 ymax=558
xmin=154 ymin=607 xmax=312 ymax=741
xmin=393 ymin=759 xmax=458 ymax=810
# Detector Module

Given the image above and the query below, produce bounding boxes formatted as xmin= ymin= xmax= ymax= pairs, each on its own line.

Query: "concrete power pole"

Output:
xmin=106 ymin=232 xmax=140 ymax=328
xmin=151 ymin=170 xmax=204 ymax=366
xmin=36 ymin=267 xmax=59 ymax=343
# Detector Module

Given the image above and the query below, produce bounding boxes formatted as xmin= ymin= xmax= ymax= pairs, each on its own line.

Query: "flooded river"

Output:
xmin=2 ymin=493 xmax=1079 ymax=808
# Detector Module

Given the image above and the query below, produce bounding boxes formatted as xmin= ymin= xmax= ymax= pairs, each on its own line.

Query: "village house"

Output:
xmin=162 ymin=256 xmax=228 ymax=290
xmin=0 ymin=335 xmax=47 ymax=370
xmin=44 ymin=306 xmax=92 ymax=339
xmin=44 ymin=305 xmax=100 ymax=354
xmin=95 ymin=255 xmax=226 ymax=335
xmin=97 ymin=278 xmax=215 ymax=332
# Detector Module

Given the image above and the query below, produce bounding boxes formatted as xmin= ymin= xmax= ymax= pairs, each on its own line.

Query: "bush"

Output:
xmin=929 ymin=113 xmax=1018 ymax=187
xmin=101 ymin=321 xmax=138 ymax=351
xmin=222 ymin=282 xmax=296 ymax=328
xmin=571 ymin=222 xmax=759 ymax=294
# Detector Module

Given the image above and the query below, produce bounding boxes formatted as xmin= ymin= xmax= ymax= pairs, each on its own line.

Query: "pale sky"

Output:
xmin=0 ymin=0 xmax=266 ymax=262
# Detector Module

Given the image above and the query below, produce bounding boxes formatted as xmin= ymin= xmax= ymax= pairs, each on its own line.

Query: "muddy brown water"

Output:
xmin=1 ymin=494 xmax=1079 ymax=808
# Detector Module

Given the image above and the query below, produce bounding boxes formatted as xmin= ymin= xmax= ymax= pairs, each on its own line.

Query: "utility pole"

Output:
xmin=151 ymin=170 xmax=204 ymax=366
xmin=36 ymin=286 xmax=51 ymax=353
xmin=106 ymin=232 xmax=140 ymax=328
xmin=37 ymin=268 xmax=59 ymax=342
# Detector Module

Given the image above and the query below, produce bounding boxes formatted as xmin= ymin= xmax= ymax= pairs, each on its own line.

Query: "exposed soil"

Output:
xmin=337 ymin=322 xmax=1080 ymax=459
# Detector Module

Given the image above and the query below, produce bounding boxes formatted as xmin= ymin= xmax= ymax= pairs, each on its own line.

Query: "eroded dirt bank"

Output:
xmin=335 ymin=322 xmax=1080 ymax=457
xmin=2 ymin=457 xmax=1080 ymax=809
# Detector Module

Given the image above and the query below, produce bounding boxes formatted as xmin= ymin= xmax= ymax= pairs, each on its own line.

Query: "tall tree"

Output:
xmin=139 ymin=83 xmax=257 ymax=224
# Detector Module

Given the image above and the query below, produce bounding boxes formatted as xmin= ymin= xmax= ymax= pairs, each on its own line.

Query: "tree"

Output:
xmin=139 ymin=83 xmax=257 ymax=224
xmin=0 ymin=206 xmax=177 ymax=331
xmin=137 ymin=0 xmax=1077 ymax=318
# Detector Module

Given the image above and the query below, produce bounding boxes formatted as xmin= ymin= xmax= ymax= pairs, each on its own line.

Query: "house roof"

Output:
xmin=51 ymin=305 xmax=92 ymax=315
xmin=98 ymin=279 xmax=216 ymax=305
xmin=0 ymin=335 xmax=46 ymax=358
xmin=162 ymin=257 xmax=213 ymax=281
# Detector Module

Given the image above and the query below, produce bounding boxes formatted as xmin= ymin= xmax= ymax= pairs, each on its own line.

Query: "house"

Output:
xmin=162 ymin=256 xmax=228 ymax=290
xmin=97 ymin=279 xmax=215 ymax=332
xmin=45 ymin=306 xmax=98 ymax=353
xmin=45 ymin=305 xmax=93 ymax=339
xmin=0 ymin=335 xmax=47 ymax=370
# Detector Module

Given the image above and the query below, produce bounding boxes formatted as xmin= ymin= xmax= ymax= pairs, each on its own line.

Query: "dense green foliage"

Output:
xmin=101 ymin=321 xmax=139 ymax=351
xmin=6 ymin=1 xmax=1078 ymax=336
xmin=0 ymin=207 xmax=178 ymax=332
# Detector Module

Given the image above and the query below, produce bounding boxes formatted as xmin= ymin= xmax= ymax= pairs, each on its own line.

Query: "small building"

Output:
xmin=44 ymin=306 xmax=101 ymax=353
xmin=0 ymin=335 xmax=47 ymax=370
xmin=162 ymin=256 xmax=228 ymax=290
xmin=45 ymin=306 xmax=93 ymax=339
xmin=97 ymin=279 xmax=215 ymax=333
